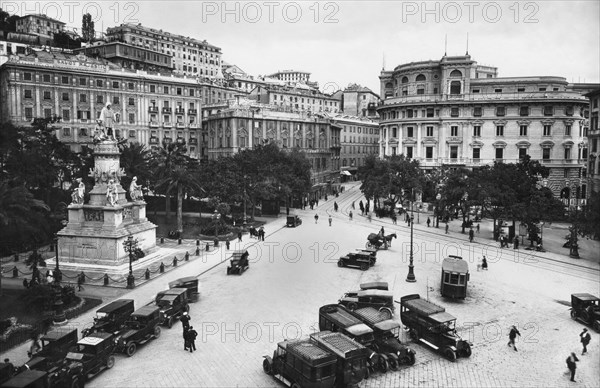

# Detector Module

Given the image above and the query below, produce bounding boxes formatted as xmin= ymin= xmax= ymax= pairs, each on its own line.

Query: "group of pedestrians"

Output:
xmin=181 ymin=312 xmax=198 ymax=353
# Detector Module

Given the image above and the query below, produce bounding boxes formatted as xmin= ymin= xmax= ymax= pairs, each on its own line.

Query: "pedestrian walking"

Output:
xmin=476 ymin=223 xmax=480 ymax=233
xmin=580 ymin=328 xmax=591 ymax=354
xmin=188 ymin=326 xmax=198 ymax=353
xmin=237 ymin=231 xmax=242 ymax=243
xmin=314 ymin=214 xmax=319 ymax=224
xmin=183 ymin=327 xmax=190 ymax=351
xmin=328 ymin=215 xmax=332 ymax=226
xmin=513 ymin=236 xmax=519 ymax=249
xmin=392 ymin=213 xmax=397 ymax=224
xmin=481 ymin=256 xmax=488 ymax=270
xmin=469 ymin=228 xmax=474 ymax=243
xmin=566 ymin=352 xmax=579 ymax=382
xmin=28 ymin=332 xmax=42 ymax=358
xmin=77 ymin=273 xmax=84 ymax=291
xmin=3 ymin=359 xmax=15 ymax=379
xmin=380 ymin=226 xmax=385 ymax=236
xmin=180 ymin=312 xmax=190 ymax=330
xmin=508 ymin=325 xmax=521 ymax=351
xmin=259 ymin=227 xmax=265 ymax=241
xmin=334 ymin=202 xmax=339 ymax=212
xmin=427 ymin=217 xmax=431 ymax=227
xmin=349 ymin=211 xmax=353 ymax=221
xmin=367 ymin=213 xmax=372 ymax=222
xmin=226 ymin=240 xmax=230 ymax=250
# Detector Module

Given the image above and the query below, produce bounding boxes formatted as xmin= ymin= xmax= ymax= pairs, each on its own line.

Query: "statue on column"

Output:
xmin=98 ymin=102 xmax=116 ymax=141
xmin=70 ymin=178 xmax=85 ymax=205
xmin=106 ymin=179 xmax=118 ymax=206
xmin=129 ymin=176 xmax=143 ymax=201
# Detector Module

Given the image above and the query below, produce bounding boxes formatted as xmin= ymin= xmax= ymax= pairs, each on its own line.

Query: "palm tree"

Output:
xmin=120 ymin=142 xmax=151 ymax=196
xmin=0 ymin=181 xmax=51 ymax=254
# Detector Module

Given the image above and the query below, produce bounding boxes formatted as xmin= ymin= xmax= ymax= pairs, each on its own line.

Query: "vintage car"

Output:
xmin=319 ymin=304 xmax=392 ymax=375
xmin=155 ymin=288 xmax=190 ymax=328
xmin=339 ymin=288 xmax=395 ymax=319
xmin=355 ymin=249 xmax=377 ymax=259
xmin=570 ymin=293 xmax=600 ymax=332
xmin=0 ymin=363 xmax=15 ymax=386
xmin=440 ymin=256 xmax=470 ymax=299
xmin=400 ymin=294 xmax=472 ymax=361
xmin=309 ymin=331 xmax=369 ymax=387
xmin=0 ymin=368 xmax=84 ymax=388
xmin=168 ymin=277 xmax=200 ymax=303
xmin=350 ymin=307 xmax=416 ymax=366
xmin=64 ymin=332 xmax=116 ymax=381
xmin=114 ymin=306 xmax=162 ymax=357
xmin=24 ymin=329 xmax=79 ymax=367
xmin=263 ymin=338 xmax=337 ymax=388
xmin=337 ymin=252 xmax=373 ymax=271
xmin=82 ymin=299 xmax=135 ymax=337
xmin=286 ymin=215 xmax=302 ymax=227
xmin=227 ymin=250 xmax=249 ymax=275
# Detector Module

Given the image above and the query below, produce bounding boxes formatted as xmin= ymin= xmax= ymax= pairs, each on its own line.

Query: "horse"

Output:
xmin=383 ymin=233 xmax=397 ymax=246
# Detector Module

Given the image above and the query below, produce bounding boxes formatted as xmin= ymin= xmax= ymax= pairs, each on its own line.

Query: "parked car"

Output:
xmin=155 ymin=288 xmax=190 ymax=328
xmin=400 ymin=294 xmax=471 ymax=361
xmin=337 ymin=252 xmax=372 ymax=271
xmin=339 ymin=288 xmax=395 ymax=319
xmin=286 ymin=215 xmax=302 ymax=227
xmin=227 ymin=250 xmax=249 ymax=275
xmin=24 ymin=329 xmax=79 ymax=367
xmin=82 ymin=299 xmax=135 ymax=337
xmin=263 ymin=338 xmax=337 ymax=388
xmin=64 ymin=332 xmax=116 ymax=381
xmin=167 ymin=277 xmax=200 ymax=303
xmin=349 ymin=306 xmax=416 ymax=366
xmin=114 ymin=306 xmax=162 ymax=357
xmin=0 ymin=368 xmax=84 ymax=388
xmin=570 ymin=293 xmax=600 ymax=332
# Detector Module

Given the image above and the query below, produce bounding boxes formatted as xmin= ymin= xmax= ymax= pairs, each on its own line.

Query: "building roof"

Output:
xmin=108 ymin=23 xmax=221 ymax=51
xmin=18 ymin=14 xmax=66 ymax=25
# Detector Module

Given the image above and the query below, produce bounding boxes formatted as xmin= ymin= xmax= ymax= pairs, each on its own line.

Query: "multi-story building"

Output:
xmin=267 ymin=70 xmax=312 ymax=86
xmin=378 ymin=54 xmax=590 ymax=199
xmin=15 ymin=14 xmax=65 ymax=46
xmin=250 ymin=84 xmax=340 ymax=114
xmin=334 ymin=84 xmax=380 ymax=118
xmin=586 ymin=89 xmax=600 ymax=194
xmin=0 ymin=50 xmax=240 ymax=160
xmin=202 ymin=97 xmax=341 ymax=200
xmin=0 ymin=39 xmax=29 ymax=65
xmin=106 ymin=24 xmax=222 ymax=79
xmin=74 ymin=41 xmax=173 ymax=73
xmin=321 ymin=113 xmax=380 ymax=179
xmin=222 ymin=63 xmax=267 ymax=93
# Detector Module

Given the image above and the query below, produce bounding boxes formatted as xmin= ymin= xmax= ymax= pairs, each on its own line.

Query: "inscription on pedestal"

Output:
xmin=123 ymin=207 xmax=133 ymax=221
xmin=84 ymin=209 xmax=104 ymax=222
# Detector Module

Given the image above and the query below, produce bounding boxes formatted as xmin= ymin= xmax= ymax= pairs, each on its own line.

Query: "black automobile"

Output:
xmin=337 ymin=252 xmax=373 ymax=271
xmin=227 ymin=250 xmax=250 ymax=275
xmin=155 ymin=288 xmax=190 ymax=328
xmin=286 ymin=215 xmax=302 ymax=227
xmin=64 ymin=332 xmax=117 ymax=381
xmin=571 ymin=293 xmax=600 ymax=332
xmin=114 ymin=306 xmax=162 ymax=357
xmin=83 ymin=299 xmax=135 ymax=337
xmin=168 ymin=277 xmax=200 ymax=303
xmin=24 ymin=329 xmax=79 ymax=368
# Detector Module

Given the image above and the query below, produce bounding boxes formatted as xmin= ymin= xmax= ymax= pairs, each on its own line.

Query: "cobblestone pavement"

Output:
xmin=3 ymin=182 xmax=599 ymax=387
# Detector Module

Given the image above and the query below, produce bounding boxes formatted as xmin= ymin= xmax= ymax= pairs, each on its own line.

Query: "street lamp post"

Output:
xmin=123 ymin=235 xmax=138 ymax=289
xmin=406 ymin=189 xmax=416 ymax=283
xmin=435 ymin=193 xmax=442 ymax=228
xmin=243 ymin=175 xmax=247 ymax=226
xmin=212 ymin=209 xmax=221 ymax=240
xmin=569 ymin=180 xmax=580 ymax=258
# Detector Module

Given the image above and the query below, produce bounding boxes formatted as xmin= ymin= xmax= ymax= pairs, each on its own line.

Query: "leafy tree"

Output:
xmin=53 ymin=31 xmax=81 ymax=49
xmin=81 ymin=13 xmax=95 ymax=42
xmin=0 ymin=8 xmax=18 ymax=33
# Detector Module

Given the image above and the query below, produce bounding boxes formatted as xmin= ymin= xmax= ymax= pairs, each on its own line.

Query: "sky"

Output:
xmin=5 ymin=0 xmax=600 ymax=94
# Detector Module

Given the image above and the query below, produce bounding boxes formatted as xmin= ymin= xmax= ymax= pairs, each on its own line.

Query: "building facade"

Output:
xmin=202 ymin=98 xmax=341 ymax=199
xmin=586 ymin=89 xmax=600 ymax=194
xmin=323 ymin=114 xmax=380 ymax=178
xmin=335 ymin=84 xmax=381 ymax=118
xmin=74 ymin=41 xmax=173 ymax=73
xmin=15 ymin=14 xmax=65 ymax=46
xmin=106 ymin=24 xmax=222 ymax=79
xmin=250 ymin=84 xmax=340 ymax=114
xmin=267 ymin=70 xmax=312 ymax=85
xmin=378 ymin=55 xmax=590 ymax=199
xmin=0 ymin=51 xmax=239 ymax=160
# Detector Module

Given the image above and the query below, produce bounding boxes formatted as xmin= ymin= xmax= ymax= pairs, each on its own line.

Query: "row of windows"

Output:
xmin=401 ymin=146 xmax=585 ymax=161
xmin=382 ymin=105 xmax=574 ymax=120
xmin=385 ymin=123 xmax=577 ymax=138
xmin=343 ymin=145 xmax=378 ymax=154
xmin=342 ymin=125 xmax=379 ymax=134
xmin=21 ymin=72 xmax=206 ymax=96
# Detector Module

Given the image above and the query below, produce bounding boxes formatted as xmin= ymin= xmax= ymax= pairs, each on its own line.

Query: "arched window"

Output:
xmin=416 ymin=74 xmax=426 ymax=81
xmin=450 ymin=70 xmax=462 ymax=77
xmin=450 ymin=81 xmax=461 ymax=95
xmin=385 ymin=82 xmax=393 ymax=89
xmin=401 ymin=76 xmax=409 ymax=84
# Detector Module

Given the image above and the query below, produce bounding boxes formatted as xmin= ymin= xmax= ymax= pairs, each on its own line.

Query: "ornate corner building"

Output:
xmin=378 ymin=54 xmax=595 ymax=200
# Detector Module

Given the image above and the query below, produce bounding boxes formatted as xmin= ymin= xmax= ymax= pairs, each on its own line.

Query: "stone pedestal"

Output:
xmin=54 ymin=140 xmax=157 ymax=275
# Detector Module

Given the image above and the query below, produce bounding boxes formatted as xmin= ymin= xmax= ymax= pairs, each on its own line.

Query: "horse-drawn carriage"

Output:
xmin=366 ymin=233 xmax=397 ymax=250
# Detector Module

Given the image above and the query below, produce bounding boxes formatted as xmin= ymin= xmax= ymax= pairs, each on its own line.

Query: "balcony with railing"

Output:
xmin=149 ymin=121 xmax=159 ymax=128
xmin=148 ymin=106 xmax=158 ymax=113
xmin=162 ymin=107 xmax=172 ymax=114
xmin=176 ymin=122 xmax=185 ymax=129
xmin=163 ymin=137 xmax=172 ymax=144
xmin=163 ymin=122 xmax=172 ymax=128
xmin=175 ymin=108 xmax=185 ymax=115
xmin=149 ymin=137 xmax=159 ymax=144
xmin=188 ymin=109 xmax=197 ymax=115
xmin=189 ymin=123 xmax=200 ymax=129
xmin=188 ymin=138 xmax=198 ymax=145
